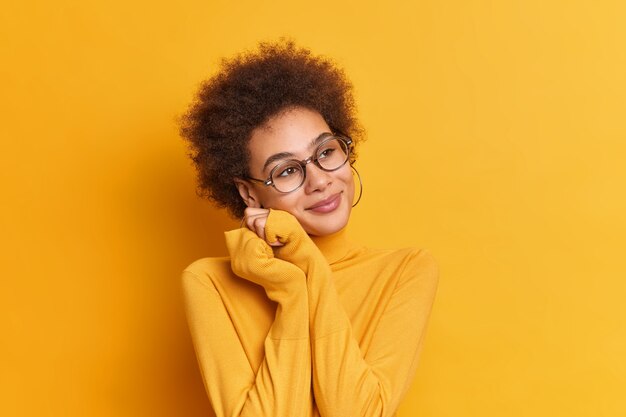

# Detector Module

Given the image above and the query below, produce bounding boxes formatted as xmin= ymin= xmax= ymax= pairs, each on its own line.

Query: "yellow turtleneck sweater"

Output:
xmin=181 ymin=209 xmax=439 ymax=417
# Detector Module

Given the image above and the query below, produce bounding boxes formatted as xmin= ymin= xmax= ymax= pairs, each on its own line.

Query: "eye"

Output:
xmin=276 ymin=165 xmax=299 ymax=178
xmin=318 ymin=147 xmax=336 ymax=159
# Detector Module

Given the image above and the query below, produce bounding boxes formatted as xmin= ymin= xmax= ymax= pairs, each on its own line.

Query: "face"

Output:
xmin=235 ymin=106 xmax=355 ymax=236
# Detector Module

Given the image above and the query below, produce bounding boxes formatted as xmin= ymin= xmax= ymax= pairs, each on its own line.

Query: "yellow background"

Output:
xmin=2 ymin=0 xmax=625 ymax=416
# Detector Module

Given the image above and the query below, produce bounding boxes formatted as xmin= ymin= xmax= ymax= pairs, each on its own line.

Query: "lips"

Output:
xmin=306 ymin=192 xmax=342 ymax=210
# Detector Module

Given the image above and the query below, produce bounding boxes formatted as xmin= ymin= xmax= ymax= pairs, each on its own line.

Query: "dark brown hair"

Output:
xmin=179 ymin=39 xmax=364 ymax=218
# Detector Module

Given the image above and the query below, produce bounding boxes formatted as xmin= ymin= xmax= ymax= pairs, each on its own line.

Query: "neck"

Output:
xmin=310 ymin=225 xmax=356 ymax=264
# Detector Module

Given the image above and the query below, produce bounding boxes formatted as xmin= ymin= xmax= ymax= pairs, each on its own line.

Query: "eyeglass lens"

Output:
xmin=271 ymin=137 xmax=350 ymax=193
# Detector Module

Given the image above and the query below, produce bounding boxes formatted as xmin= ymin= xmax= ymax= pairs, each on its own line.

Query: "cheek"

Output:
xmin=340 ymin=166 xmax=355 ymax=192
xmin=260 ymin=191 xmax=301 ymax=212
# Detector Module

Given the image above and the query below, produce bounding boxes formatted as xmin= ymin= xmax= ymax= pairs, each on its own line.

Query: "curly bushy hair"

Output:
xmin=179 ymin=39 xmax=365 ymax=218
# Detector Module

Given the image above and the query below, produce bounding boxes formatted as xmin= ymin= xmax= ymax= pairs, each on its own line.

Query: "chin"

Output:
xmin=303 ymin=218 xmax=348 ymax=236
xmin=299 ymin=199 xmax=352 ymax=236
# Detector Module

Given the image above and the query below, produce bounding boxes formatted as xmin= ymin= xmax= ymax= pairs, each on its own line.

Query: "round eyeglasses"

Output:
xmin=246 ymin=134 xmax=353 ymax=193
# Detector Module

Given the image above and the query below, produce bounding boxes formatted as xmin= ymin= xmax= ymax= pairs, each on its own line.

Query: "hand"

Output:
xmin=224 ymin=225 xmax=304 ymax=294
xmin=241 ymin=207 xmax=285 ymax=247
xmin=264 ymin=209 xmax=324 ymax=270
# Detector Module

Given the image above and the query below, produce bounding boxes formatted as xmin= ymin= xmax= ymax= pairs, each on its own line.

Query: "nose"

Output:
xmin=303 ymin=162 xmax=332 ymax=193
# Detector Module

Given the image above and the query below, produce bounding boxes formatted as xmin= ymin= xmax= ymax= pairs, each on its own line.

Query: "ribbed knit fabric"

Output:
xmin=181 ymin=209 xmax=439 ymax=417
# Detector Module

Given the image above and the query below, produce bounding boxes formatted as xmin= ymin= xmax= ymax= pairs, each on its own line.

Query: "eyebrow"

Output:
xmin=261 ymin=131 xmax=333 ymax=173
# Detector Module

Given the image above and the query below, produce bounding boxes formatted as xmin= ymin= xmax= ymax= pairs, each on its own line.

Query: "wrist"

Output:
xmin=224 ymin=226 xmax=306 ymax=289
xmin=265 ymin=209 xmax=319 ymax=267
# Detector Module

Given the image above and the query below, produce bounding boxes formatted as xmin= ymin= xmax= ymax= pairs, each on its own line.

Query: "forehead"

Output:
xmin=247 ymin=107 xmax=331 ymax=170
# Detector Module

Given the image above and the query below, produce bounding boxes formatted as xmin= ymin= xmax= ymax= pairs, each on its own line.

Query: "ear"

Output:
xmin=233 ymin=177 xmax=263 ymax=208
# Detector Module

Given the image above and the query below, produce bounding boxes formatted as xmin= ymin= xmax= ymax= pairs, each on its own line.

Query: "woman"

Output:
xmin=179 ymin=40 xmax=439 ymax=417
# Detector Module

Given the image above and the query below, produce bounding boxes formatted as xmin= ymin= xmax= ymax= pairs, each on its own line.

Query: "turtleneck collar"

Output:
xmin=310 ymin=224 xmax=359 ymax=264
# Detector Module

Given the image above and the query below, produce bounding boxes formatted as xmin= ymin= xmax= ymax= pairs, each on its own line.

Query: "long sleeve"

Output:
xmin=265 ymin=209 xmax=439 ymax=417
xmin=181 ymin=227 xmax=313 ymax=417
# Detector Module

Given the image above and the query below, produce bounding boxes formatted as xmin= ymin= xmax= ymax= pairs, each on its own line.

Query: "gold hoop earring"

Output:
xmin=351 ymin=164 xmax=363 ymax=207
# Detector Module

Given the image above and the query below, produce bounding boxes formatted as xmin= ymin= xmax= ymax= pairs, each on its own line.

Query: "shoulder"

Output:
xmin=403 ymin=248 xmax=438 ymax=272
xmin=360 ymin=246 xmax=439 ymax=288
xmin=180 ymin=256 xmax=232 ymax=293
xmin=183 ymin=256 xmax=231 ymax=276
xmin=356 ymin=245 xmax=437 ymax=268
xmin=394 ymin=248 xmax=439 ymax=296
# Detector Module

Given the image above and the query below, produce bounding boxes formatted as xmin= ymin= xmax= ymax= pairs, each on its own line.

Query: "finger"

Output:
xmin=252 ymin=216 xmax=266 ymax=240
xmin=244 ymin=215 xmax=262 ymax=234
xmin=243 ymin=208 xmax=267 ymax=229
xmin=246 ymin=212 xmax=284 ymax=246
xmin=254 ymin=215 xmax=285 ymax=246
xmin=243 ymin=211 xmax=265 ymax=230
xmin=244 ymin=207 xmax=270 ymax=218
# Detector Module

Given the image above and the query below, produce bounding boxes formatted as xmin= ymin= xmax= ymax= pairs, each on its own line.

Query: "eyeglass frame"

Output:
xmin=245 ymin=133 xmax=354 ymax=194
